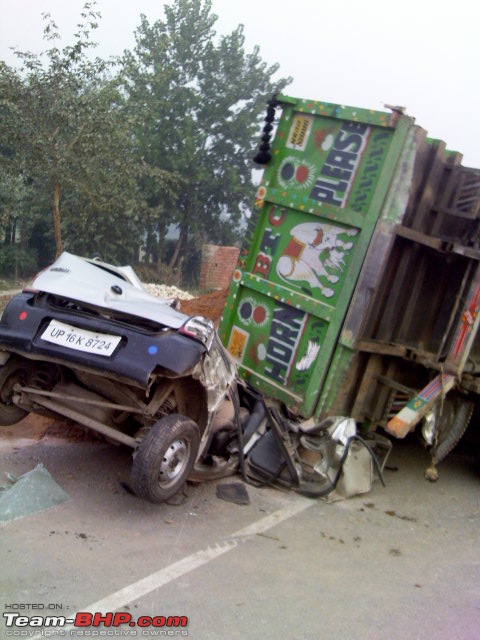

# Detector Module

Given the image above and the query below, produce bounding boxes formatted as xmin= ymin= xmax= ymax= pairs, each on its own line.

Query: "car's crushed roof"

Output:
xmin=29 ymin=252 xmax=189 ymax=329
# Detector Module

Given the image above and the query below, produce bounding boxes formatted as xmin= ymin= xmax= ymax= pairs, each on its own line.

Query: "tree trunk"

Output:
xmin=168 ymin=223 xmax=189 ymax=270
xmin=52 ymin=179 xmax=63 ymax=258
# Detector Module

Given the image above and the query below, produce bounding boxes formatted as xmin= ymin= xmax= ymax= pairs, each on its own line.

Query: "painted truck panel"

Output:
xmin=220 ymin=94 xmax=480 ymax=441
xmin=219 ymin=96 xmax=414 ymax=418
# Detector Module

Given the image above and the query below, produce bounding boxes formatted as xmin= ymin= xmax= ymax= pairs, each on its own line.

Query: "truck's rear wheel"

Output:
xmin=0 ymin=358 xmax=30 ymax=425
xmin=432 ymin=396 xmax=474 ymax=465
xmin=131 ymin=414 xmax=200 ymax=503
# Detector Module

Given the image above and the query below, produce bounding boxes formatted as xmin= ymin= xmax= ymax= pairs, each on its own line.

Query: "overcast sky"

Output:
xmin=1 ymin=0 xmax=479 ymax=166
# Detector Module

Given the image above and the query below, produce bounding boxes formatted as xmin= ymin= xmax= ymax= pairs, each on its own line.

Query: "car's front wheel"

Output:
xmin=131 ymin=414 xmax=200 ymax=503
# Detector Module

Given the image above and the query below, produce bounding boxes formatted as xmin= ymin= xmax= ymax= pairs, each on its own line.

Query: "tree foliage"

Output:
xmin=0 ymin=3 xmax=154 ymax=265
xmin=121 ymin=0 xmax=291 ymax=273
xmin=0 ymin=0 xmax=291 ymax=284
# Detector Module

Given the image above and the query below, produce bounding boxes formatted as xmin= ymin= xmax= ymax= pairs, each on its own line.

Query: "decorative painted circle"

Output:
xmin=239 ymin=300 xmax=253 ymax=321
xmin=295 ymin=165 xmax=309 ymax=183
xmin=252 ymin=306 xmax=267 ymax=325
xmin=238 ymin=297 xmax=270 ymax=327
xmin=278 ymin=157 xmax=316 ymax=190
xmin=280 ymin=162 xmax=295 ymax=181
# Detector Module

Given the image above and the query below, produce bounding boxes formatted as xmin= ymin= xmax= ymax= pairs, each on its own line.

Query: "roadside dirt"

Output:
xmin=0 ymin=414 xmax=100 ymax=451
xmin=0 ymin=413 xmax=50 ymax=445
xmin=179 ymin=287 xmax=228 ymax=326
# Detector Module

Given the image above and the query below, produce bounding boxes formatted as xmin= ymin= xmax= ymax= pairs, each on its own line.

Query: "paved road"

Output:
xmin=1 ymin=429 xmax=479 ymax=640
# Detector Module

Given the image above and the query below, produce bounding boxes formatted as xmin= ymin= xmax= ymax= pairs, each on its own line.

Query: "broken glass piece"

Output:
xmin=0 ymin=463 xmax=70 ymax=523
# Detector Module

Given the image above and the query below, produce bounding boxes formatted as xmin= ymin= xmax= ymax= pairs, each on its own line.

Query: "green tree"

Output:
xmin=121 ymin=0 xmax=291 ymax=273
xmin=0 ymin=2 xmax=168 ymax=265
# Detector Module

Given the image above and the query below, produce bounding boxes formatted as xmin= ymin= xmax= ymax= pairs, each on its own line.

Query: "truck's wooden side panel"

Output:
xmin=220 ymin=94 xmax=480 ymax=432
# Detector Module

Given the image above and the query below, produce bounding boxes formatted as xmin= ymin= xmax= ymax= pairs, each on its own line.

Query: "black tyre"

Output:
xmin=432 ymin=396 xmax=474 ymax=464
xmin=0 ymin=358 xmax=30 ymax=426
xmin=131 ymin=414 xmax=200 ymax=503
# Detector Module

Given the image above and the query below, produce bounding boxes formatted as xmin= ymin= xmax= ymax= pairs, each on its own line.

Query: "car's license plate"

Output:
xmin=41 ymin=319 xmax=121 ymax=357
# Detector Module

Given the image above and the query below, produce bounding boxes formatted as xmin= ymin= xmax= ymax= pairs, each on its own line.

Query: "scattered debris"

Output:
xmin=385 ymin=510 xmax=418 ymax=523
xmin=243 ymin=406 xmax=392 ymax=501
xmin=216 ymin=482 xmax=250 ymax=505
xmin=0 ymin=463 xmax=70 ymax=523
xmin=255 ymin=532 xmax=279 ymax=541
xmin=142 ymin=283 xmax=194 ymax=301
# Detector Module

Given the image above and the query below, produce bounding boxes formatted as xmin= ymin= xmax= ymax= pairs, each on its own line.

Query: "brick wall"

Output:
xmin=199 ymin=244 xmax=240 ymax=291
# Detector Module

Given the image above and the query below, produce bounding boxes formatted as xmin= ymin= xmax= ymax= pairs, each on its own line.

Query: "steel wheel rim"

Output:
xmin=158 ymin=439 xmax=190 ymax=488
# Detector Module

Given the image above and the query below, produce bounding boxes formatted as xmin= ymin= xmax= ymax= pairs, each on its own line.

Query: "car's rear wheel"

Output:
xmin=0 ymin=358 xmax=31 ymax=425
xmin=131 ymin=414 xmax=200 ymax=503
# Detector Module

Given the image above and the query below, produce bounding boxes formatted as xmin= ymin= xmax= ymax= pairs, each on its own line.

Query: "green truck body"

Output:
xmin=219 ymin=94 xmax=480 ymax=458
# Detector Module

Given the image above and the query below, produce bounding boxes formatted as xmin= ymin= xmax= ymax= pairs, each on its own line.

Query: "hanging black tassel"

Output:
xmin=253 ymin=95 xmax=279 ymax=165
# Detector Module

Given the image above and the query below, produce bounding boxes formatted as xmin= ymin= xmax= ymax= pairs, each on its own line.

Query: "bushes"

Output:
xmin=0 ymin=245 xmax=39 ymax=281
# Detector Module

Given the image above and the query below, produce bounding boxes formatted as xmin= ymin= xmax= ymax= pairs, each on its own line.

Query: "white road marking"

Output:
xmin=29 ymin=496 xmax=313 ymax=638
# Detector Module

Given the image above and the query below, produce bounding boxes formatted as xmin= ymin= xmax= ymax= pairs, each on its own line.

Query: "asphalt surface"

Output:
xmin=1 ymin=425 xmax=479 ymax=640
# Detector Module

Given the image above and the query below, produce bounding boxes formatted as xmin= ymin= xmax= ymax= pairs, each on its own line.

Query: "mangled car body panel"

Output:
xmin=0 ymin=253 xmax=236 ymax=503
xmin=30 ymin=252 xmax=190 ymax=329
xmin=0 ymin=291 xmax=205 ymax=386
